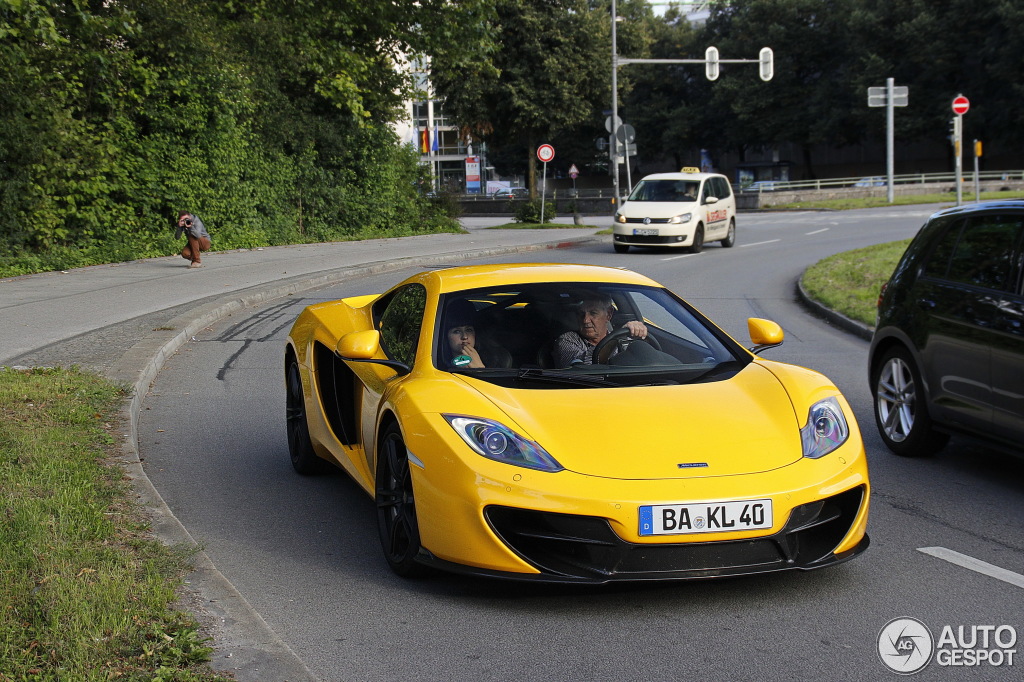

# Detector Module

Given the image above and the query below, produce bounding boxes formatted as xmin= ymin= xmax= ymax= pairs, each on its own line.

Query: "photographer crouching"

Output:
xmin=176 ymin=210 xmax=211 ymax=268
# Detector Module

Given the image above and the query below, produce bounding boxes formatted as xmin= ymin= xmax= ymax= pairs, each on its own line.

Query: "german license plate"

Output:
xmin=633 ymin=227 xmax=658 ymax=236
xmin=639 ymin=498 xmax=772 ymax=536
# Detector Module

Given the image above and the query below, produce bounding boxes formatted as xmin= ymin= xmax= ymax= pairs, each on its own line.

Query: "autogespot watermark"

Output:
xmin=878 ymin=617 xmax=1018 ymax=675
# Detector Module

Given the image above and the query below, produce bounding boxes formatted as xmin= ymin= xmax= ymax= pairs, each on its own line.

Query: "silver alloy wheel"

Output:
xmin=876 ymin=355 xmax=915 ymax=443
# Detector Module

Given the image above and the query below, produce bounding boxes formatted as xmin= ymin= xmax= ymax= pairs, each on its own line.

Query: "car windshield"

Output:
xmin=434 ymin=282 xmax=747 ymax=388
xmin=626 ymin=179 xmax=700 ymax=202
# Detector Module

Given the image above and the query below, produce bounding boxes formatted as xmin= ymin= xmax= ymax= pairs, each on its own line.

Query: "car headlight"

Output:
xmin=800 ymin=397 xmax=849 ymax=459
xmin=667 ymin=213 xmax=692 ymax=224
xmin=443 ymin=415 xmax=564 ymax=472
xmin=615 ymin=213 xmax=626 ymax=223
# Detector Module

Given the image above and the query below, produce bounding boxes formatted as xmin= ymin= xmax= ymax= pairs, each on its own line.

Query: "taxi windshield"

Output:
xmin=627 ymin=179 xmax=700 ymax=202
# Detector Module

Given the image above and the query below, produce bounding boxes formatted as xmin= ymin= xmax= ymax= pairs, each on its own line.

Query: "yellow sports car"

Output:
xmin=284 ymin=263 xmax=869 ymax=582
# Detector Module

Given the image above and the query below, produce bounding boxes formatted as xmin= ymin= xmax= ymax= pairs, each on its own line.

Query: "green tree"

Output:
xmin=431 ymin=0 xmax=628 ymax=193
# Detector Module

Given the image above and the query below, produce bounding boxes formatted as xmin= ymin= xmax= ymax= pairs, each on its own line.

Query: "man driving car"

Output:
xmin=552 ymin=294 xmax=648 ymax=367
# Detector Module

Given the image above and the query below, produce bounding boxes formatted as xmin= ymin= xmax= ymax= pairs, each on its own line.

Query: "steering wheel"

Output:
xmin=593 ymin=327 xmax=662 ymax=364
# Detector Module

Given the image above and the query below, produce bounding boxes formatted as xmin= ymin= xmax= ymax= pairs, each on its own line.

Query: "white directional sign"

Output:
xmin=868 ymin=86 xmax=909 ymax=107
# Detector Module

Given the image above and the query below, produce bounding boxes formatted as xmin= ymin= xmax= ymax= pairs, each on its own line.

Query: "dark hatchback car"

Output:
xmin=869 ymin=201 xmax=1024 ymax=457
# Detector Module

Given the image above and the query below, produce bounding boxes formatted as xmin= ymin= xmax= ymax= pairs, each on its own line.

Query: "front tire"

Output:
xmin=721 ymin=219 xmax=736 ymax=248
xmin=613 ymin=243 xmax=629 ymax=253
xmin=376 ymin=422 xmax=426 ymax=577
xmin=689 ymin=224 xmax=705 ymax=253
xmin=872 ymin=345 xmax=949 ymax=456
xmin=286 ymin=357 xmax=326 ymax=474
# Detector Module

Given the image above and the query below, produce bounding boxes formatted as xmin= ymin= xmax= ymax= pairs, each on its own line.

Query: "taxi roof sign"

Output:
xmin=680 ymin=167 xmax=701 ymax=173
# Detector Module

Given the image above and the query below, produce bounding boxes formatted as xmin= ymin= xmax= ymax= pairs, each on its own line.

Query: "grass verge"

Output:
xmin=0 ymin=367 xmax=229 ymax=681
xmin=801 ymin=239 xmax=912 ymax=327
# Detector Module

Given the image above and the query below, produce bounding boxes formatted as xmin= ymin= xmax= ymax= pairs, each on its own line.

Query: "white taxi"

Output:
xmin=613 ymin=168 xmax=737 ymax=253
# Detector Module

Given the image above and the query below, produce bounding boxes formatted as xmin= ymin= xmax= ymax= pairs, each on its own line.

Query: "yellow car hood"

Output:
xmin=467 ymin=363 xmax=803 ymax=480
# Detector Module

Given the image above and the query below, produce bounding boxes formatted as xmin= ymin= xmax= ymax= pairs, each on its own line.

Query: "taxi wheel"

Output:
xmin=721 ymin=219 xmax=736 ymax=248
xmin=376 ymin=422 xmax=427 ymax=577
xmin=689 ymin=224 xmax=704 ymax=253
xmin=614 ymin=243 xmax=629 ymax=253
xmin=286 ymin=357 xmax=327 ymax=475
xmin=872 ymin=345 xmax=949 ymax=457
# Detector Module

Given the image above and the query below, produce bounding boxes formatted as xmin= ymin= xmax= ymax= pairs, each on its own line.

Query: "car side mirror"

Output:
xmin=705 ymin=196 xmax=719 ymax=205
xmin=336 ymin=330 xmax=410 ymax=375
xmin=747 ymin=318 xmax=784 ymax=354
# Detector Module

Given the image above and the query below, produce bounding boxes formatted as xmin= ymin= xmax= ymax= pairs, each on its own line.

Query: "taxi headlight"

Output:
xmin=444 ymin=415 xmax=563 ymax=472
xmin=668 ymin=212 xmax=692 ymax=224
xmin=800 ymin=397 xmax=849 ymax=459
xmin=615 ymin=213 xmax=626 ymax=223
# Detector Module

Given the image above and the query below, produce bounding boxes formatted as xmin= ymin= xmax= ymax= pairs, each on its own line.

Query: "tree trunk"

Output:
xmin=527 ymin=134 xmax=537 ymax=199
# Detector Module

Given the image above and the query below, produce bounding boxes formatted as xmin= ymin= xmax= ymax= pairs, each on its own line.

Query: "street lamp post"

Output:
xmin=611 ymin=0 xmax=620 ymax=205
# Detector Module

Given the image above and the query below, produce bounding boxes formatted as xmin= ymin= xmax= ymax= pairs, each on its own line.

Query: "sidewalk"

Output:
xmin=0 ymin=226 xmax=604 ymax=375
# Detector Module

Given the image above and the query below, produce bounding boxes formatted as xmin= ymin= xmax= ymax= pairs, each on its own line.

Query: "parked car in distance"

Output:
xmin=744 ymin=180 xmax=782 ymax=192
xmin=869 ymin=201 xmax=1024 ymax=458
xmin=854 ymin=176 xmax=885 ymax=187
xmin=492 ymin=187 xmax=530 ymax=199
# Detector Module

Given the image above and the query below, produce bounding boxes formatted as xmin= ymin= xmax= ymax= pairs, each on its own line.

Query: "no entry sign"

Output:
xmin=952 ymin=95 xmax=970 ymax=115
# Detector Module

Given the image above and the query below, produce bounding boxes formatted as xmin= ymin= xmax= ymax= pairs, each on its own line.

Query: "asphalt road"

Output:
xmin=136 ymin=206 xmax=1024 ymax=681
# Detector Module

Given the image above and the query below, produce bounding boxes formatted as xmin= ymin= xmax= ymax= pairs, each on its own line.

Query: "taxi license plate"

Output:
xmin=639 ymin=499 xmax=772 ymax=536
xmin=633 ymin=227 xmax=658 ymax=236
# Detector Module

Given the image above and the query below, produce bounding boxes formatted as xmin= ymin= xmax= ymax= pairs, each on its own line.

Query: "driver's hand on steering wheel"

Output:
xmin=623 ymin=320 xmax=648 ymax=339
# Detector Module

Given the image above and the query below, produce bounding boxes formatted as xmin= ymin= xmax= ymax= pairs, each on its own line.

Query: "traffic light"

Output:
xmin=759 ymin=47 xmax=774 ymax=81
xmin=705 ymin=46 xmax=719 ymax=81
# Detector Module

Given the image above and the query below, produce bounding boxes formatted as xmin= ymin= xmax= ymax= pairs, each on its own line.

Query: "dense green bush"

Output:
xmin=0 ymin=0 xmax=467 ymax=278
xmin=513 ymin=199 xmax=557 ymax=224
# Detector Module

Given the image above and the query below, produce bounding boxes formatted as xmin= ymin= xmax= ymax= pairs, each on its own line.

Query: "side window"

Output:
xmin=376 ymin=284 xmax=427 ymax=366
xmin=921 ymin=217 xmax=965 ymax=280
xmin=716 ymin=177 xmax=733 ymax=199
xmin=701 ymin=180 xmax=713 ymax=203
xmin=946 ymin=215 xmax=1023 ymax=291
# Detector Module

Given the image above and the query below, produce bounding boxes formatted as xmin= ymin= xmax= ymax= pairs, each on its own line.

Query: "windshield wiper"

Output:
xmin=514 ymin=367 xmax=612 ymax=387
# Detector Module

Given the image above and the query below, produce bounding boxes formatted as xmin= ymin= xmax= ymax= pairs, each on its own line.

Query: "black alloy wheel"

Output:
xmin=286 ymin=358 xmax=326 ymax=474
xmin=376 ymin=422 xmax=426 ymax=577
xmin=872 ymin=345 xmax=949 ymax=456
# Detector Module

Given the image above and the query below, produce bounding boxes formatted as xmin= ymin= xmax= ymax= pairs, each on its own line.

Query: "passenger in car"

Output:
xmin=551 ymin=293 xmax=647 ymax=367
xmin=443 ymin=299 xmax=512 ymax=369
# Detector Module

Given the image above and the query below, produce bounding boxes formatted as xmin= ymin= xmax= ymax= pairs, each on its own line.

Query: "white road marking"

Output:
xmin=918 ymin=547 xmax=1024 ymax=590
xmin=661 ymin=253 xmax=698 ymax=261
xmin=739 ymin=239 xmax=781 ymax=248
xmin=806 ymin=228 xmax=830 ymax=235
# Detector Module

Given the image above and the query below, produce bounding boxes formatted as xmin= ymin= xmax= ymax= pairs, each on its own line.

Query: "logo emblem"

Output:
xmin=643 ymin=217 xmax=651 ymax=225
xmin=878 ymin=617 xmax=933 ymax=674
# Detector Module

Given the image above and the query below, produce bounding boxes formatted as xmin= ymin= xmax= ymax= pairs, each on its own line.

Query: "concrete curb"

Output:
xmin=795 ymin=274 xmax=874 ymax=342
xmin=111 ymin=233 xmax=602 ymax=681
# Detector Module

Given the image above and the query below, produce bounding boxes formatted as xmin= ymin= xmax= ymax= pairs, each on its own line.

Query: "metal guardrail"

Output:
xmin=444 ymin=170 xmax=1024 ymax=200
xmin=737 ymin=170 xmax=1024 ymax=193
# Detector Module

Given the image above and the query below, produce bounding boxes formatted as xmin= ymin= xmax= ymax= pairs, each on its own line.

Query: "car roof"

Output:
xmin=413 ymin=263 xmax=663 ymax=294
xmin=929 ymin=199 xmax=1024 ymax=220
xmin=635 ymin=171 xmax=725 ymax=182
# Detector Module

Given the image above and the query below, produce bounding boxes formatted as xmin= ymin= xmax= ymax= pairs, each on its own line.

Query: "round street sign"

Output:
xmin=952 ymin=95 xmax=970 ymax=115
xmin=537 ymin=144 xmax=555 ymax=163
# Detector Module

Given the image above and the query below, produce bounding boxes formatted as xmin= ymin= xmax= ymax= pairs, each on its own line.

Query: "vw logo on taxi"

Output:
xmin=878 ymin=617 xmax=1018 ymax=674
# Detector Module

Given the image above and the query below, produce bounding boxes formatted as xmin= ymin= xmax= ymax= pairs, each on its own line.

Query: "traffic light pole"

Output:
xmin=610 ymin=1 xmax=771 ymax=204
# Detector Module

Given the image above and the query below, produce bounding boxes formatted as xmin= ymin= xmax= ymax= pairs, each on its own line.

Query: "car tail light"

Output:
xmin=876 ymin=282 xmax=888 ymax=308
